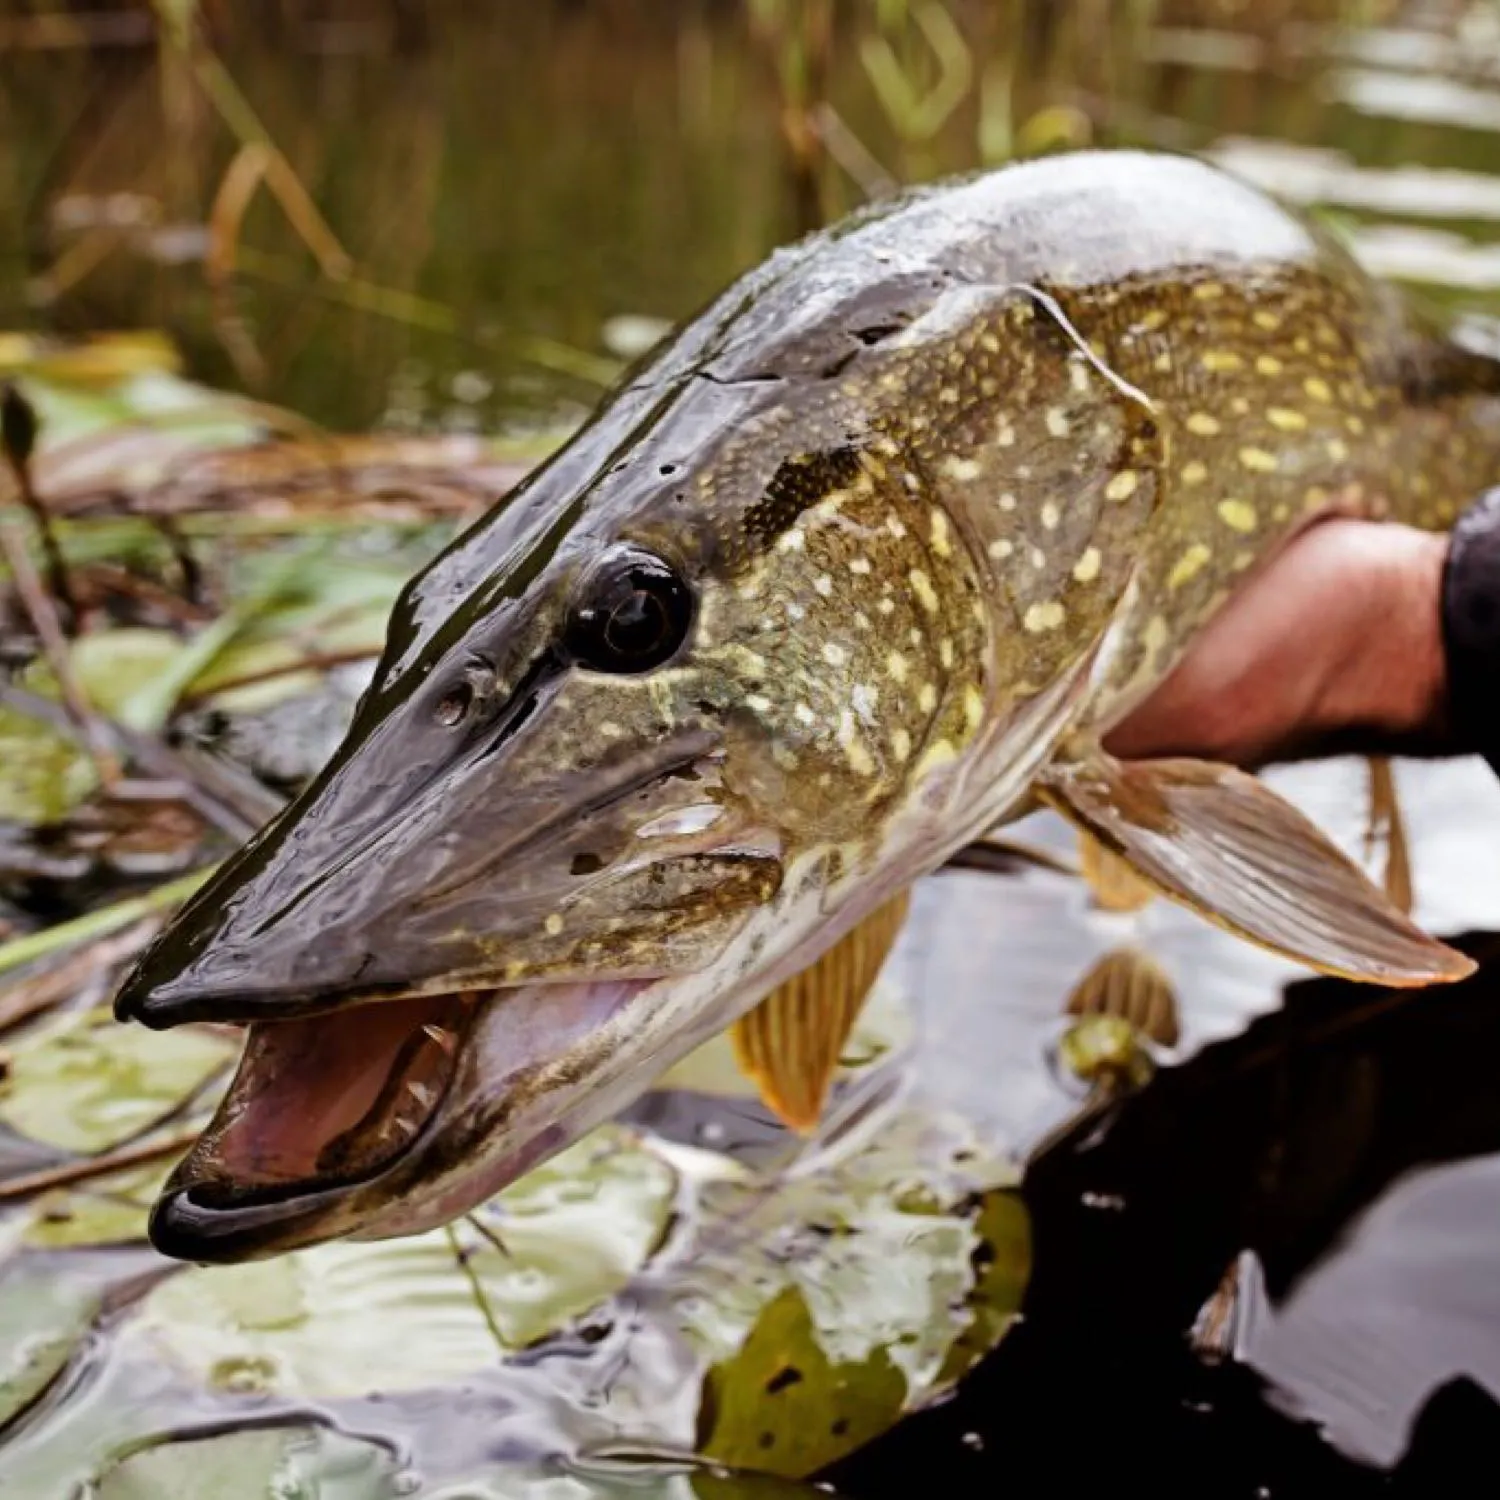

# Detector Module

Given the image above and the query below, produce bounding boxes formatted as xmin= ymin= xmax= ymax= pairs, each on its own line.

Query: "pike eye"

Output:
xmin=567 ymin=545 xmax=693 ymax=674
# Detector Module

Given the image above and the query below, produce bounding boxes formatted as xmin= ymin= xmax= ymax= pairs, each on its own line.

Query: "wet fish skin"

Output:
xmin=114 ymin=150 xmax=1500 ymax=1259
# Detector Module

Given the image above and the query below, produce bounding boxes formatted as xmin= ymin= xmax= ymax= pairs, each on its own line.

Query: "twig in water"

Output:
xmin=0 ymin=519 xmax=119 ymax=788
xmin=0 ymin=1121 xmax=203 ymax=1203
xmin=2 ymin=383 xmax=78 ymax=630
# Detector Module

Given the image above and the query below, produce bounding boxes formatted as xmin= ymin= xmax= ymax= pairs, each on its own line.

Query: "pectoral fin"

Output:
xmin=731 ymin=893 xmax=911 ymax=1132
xmin=1037 ymin=755 xmax=1473 ymax=986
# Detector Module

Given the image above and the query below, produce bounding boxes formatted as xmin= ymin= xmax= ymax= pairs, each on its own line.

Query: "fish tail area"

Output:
xmin=730 ymin=891 xmax=912 ymax=1133
xmin=1038 ymin=753 xmax=1474 ymax=987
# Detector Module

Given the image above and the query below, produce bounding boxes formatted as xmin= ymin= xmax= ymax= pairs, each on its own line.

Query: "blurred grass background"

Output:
xmin=0 ymin=0 xmax=1494 ymax=437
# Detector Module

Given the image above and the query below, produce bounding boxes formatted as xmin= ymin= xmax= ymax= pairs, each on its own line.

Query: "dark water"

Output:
xmin=7 ymin=3 xmax=1500 ymax=1497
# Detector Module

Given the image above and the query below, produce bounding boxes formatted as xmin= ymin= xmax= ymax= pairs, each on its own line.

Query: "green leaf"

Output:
xmin=0 ymin=1258 xmax=106 ymax=1426
xmin=696 ymin=1285 xmax=906 ymax=1477
xmin=93 ymin=1425 xmax=406 ymax=1500
xmin=23 ymin=1163 xmax=171 ymax=1250
xmin=0 ymin=702 xmax=92 ymax=824
xmin=131 ymin=1128 xmax=677 ymax=1396
xmin=0 ymin=1006 xmax=233 ymax=1155
xmin=458 ymin=1126 xmax=678 ymax=1347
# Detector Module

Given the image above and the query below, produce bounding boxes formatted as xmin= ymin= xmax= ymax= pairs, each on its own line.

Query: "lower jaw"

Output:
xmin=148 ymin=976 xmax=659 ymax=1263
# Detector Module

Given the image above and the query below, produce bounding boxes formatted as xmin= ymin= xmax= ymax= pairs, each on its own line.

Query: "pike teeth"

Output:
xmin=421 ymin=1023 xmax=457 ymax=1054
xmin=405 ymin=1080 xmax=437 ymax=1110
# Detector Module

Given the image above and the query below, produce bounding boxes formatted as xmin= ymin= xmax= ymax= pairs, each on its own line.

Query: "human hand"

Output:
xmin=1104 ymin=518 xmax=1450 ymax=768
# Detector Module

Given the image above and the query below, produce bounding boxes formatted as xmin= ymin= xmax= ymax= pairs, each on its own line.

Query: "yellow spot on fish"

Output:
xmin=918 ymin=682 xmax=938 ymax=712
xmin=1105 ymin=470 xmax=1139 ymax=502
xmin=939 ymin=639 xmax=955 ymax=668
xmin=545 ymin=914 xmax=564 ymax=937
xmin=1238 ymin=447 xmax=1278 ymax=473
xmin=822 ymin=642 xmax=848 ymax=667
xmin=942 ymin=455 xmax=981 ymax=482
xmin=929 ymin=509 xmax=953 ymax=557
xmin=1029 ymin=546 xmax=1046 ymax=570
xmin=989 ymin=538 xmax=1015 ymax=560
xmin=794 ymin=702 xmax=816 ymax=725
xmin=1046 ymin=407 xmax=1071 ymax=439
xmin=1266 ymin=407 xmax=1306 ymax=431
xmin=746 ymin=694 xmax=772 ymax=713
xmin=999 ymin=492 xmax=1017 ymax=511
xmin=1070 ymin=359 xmax=1091 ymax=394
xmin=1169 ymin=543 xmax=1212 ymax=589
xmin=997 ymin=421 xmax=1016 ymax=447
xmin=909 ymin=569 xmax=939 ymax=614
xmin=1304 ymin=376 xmax=1333 ymax=402
xmin=814 ymin=574 xmax=834 ymax=596
xmin=778 ymin=530 xmax=806 ymax=552
xmin=1304 ymin=484 xmax=1329 ymax=511
xmin=1272 ymin=502 xmax=1290 ymax=521
xmin=1201 ymin=350 xmax=1244 ymax=373
xmin=887 ymin=516 xmax=907 ymax=539
xmin=891 ymin=727 xmax=911 ymax=762
xmin=1073 ymin=547 xmax=1101 ymax=583
xmin=1255 ymin=354 xmax=1283 ymax=376
xmin=1187 ymin=412 xmax=1220 ymax=436
xmin=1192 ymin=281 xmax=1224 ymax=300
xmin=599 ymin=722 xmax=624 ymax=739
xmin=963 ymin=685 xmax=985 ymax=731
xmin=1154 ymin=351 xmax=1173 ymax=373
xmin=1139 ymin=309 xmax=1168 ymax=331
xmin=886 ymin=651 xmax=909 ymax=684
xmin=1326 ymin=438 xmax=1349 ymax=462
xmin=846 ymin=738 xmax=876 ymax=777
xmin=939 ymin=387 xmax=960 ymax=405
xmin=1217 ymin=498 xmax=1258 ymax=533
xmin=1346 ymin=415 xmax=1365 ymax=434
xmin=1181 ymin=460 xmax=1207 ymax=486
xmin=980 ymin=332 xmax=1000 ymax=354
xmin=1041 ymin=501 xmax=1061 ymax=529
xmin=1252 ymin=310 xmax=1282 ymax=331
xmin=1024 ymin=601 xmax=1066 ymax=633
xmin=849 ymin=557 xmax=871 ymax=575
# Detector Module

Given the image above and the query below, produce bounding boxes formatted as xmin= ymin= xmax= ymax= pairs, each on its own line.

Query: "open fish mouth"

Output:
xmin=149 ymin=977 xmax=654 ymax=1263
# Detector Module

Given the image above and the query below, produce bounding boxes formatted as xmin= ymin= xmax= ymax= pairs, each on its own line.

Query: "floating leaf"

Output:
xmin=0 ymin=703 xmax=93 ymax=825
xmin=23 ymin=1163 xmax=171 ymax=1250
xmin=0 ymin=1258 xmax=106 ymax=1427
xmin=697 ymin=1285 xmax=906 ymax=1477
xmin=133 ymin=1128 xmax=677 ymax=1396
xmin=93 ymin=1425 xmax=405 ymax=1500
xmin=459 ymin=1126 xmax=678 ymax=1347
xmin=0 ymin=1006 xmax=233 ymax=1155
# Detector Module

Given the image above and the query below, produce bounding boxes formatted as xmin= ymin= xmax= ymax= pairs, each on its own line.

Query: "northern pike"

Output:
xmin=113 ymin=150 xmax=1500 ymax=1262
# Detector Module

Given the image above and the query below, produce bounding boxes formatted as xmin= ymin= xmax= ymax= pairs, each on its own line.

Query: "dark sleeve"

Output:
xmin=1442 ymin=487 xmax=1500 ymax=776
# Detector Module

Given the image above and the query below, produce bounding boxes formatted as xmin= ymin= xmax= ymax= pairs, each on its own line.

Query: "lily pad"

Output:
xmin=0 ymin=1259 xmax=106 ymax=1427
xmin=23 ymin=1163 xmax=172 ymax=1250
xmin=696 ymin=1285 xmax=906 ymax=1477
xmin=0 ymin=1006 xmax=233 ymax=1155
xmin=678 ymin=1109 xmax=1026 ymax=1473
xmin=93 ymin=1424 xmax=406 ymax=1500
xmin=133 ymin=1127 xmax=678 ymax=1396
